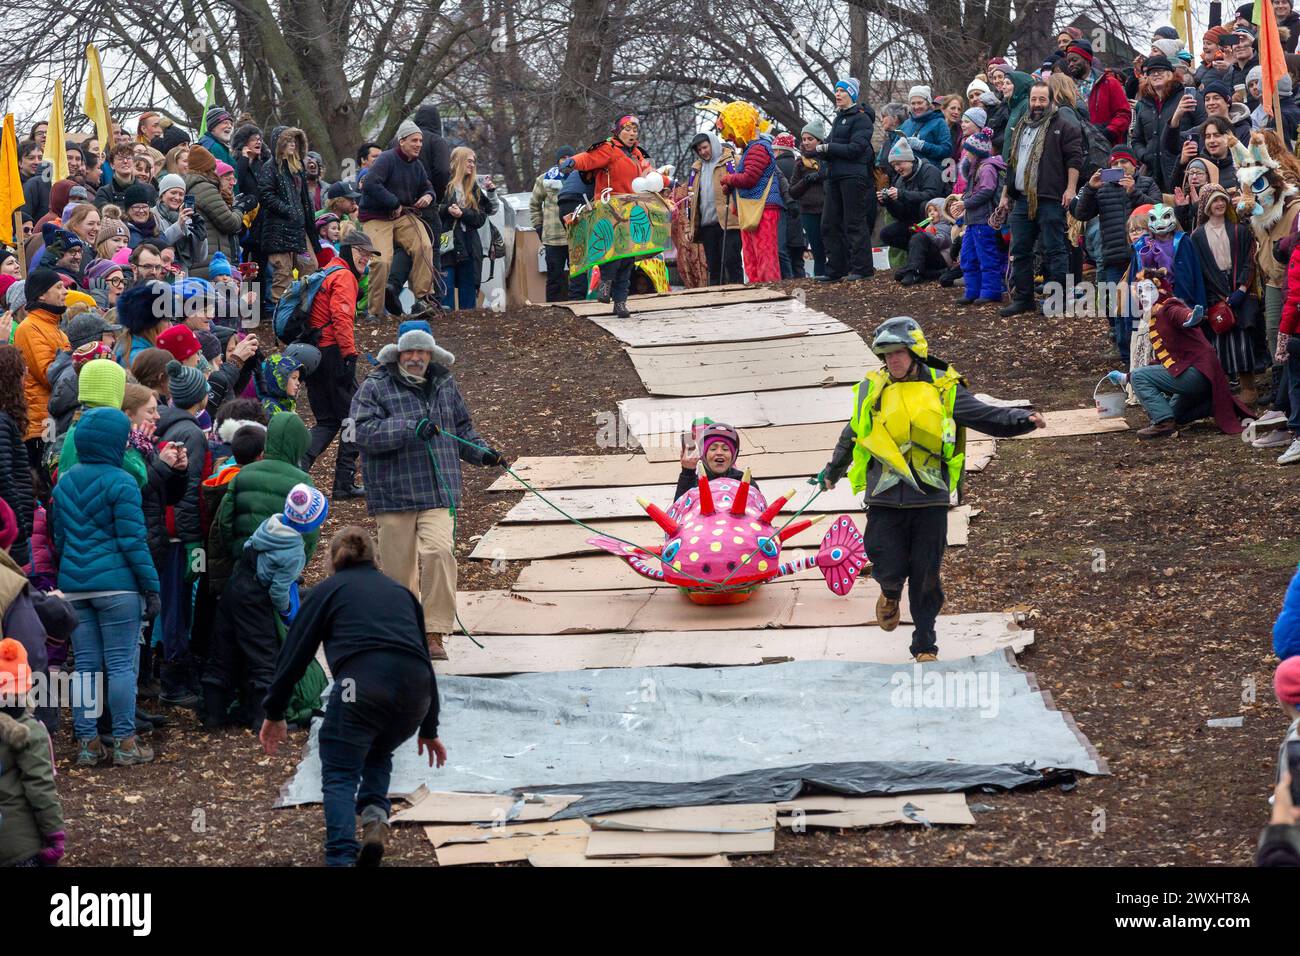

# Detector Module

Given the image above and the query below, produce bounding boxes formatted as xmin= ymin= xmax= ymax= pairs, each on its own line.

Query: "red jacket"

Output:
xmin=1089 ymin=70 xmax=1131 ymax=144
xmin=720 ymin=141 xmax=779 ymax=201
xmin=571 ymin=139 xmax=650 ymax=195
xmin=308 ymin=255 xmax=358 ymax=357
xmin=1282 ymin=232 xmax=1300 ymax=337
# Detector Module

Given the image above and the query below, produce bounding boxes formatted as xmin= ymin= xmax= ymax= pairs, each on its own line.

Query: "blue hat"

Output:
xmin=834 ymin=78 xmax=861 ymax=102
xmin=283 ymin=483 xmax=329 ymax=534
xmin=397 ymin=318 xmax=432 ymax=339
xmin=207 ymin=251 xmax=233 ymax=280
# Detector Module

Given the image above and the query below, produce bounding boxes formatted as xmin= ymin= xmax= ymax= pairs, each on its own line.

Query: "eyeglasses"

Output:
xmin=107 ymin=276 xmax=126 ymax=287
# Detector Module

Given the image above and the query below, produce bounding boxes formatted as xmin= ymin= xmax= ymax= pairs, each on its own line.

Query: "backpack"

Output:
xmin=273 ymin=265 xmax=343 ymax=347
xmin=1079 ymin=120 xmax=1112 ymax=183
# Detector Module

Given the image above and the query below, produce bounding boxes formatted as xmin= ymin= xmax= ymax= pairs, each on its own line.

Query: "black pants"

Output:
xmin=544 ymin=244 xmax=571 ymax=302
xmin=864 ymin=504 xmax=948 ymax=656
xmin=903 ymin=233 xmax=947 ymax=279
xmin=319 ymin=650 xmax=433 ymax=865
xmin=303 ymin=345 xmax=360 ymax=491
xmin=696 ymin=222 xmax=744 ymax=285
xmin=880 ymin=219 xmax=916 ymax=256
xmin=202 ymin=559 xmax=281 ymax=729
xmin=821 ymin=175 xmax=875 ymax=277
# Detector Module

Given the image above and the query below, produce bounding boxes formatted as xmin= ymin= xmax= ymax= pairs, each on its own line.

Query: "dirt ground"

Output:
xmin=53 ymin=277 xmax=1296 ymax=866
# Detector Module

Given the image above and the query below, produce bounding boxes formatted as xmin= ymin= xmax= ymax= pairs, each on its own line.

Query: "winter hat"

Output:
xmin=158 ymin=173 xmax=186 ymax=195
xmin=166 ymin=358 xmax=208 ymax=408
xmin=65 ymin=289 xmax=97 ymax=312
xmin=555 ymin=145 xmax=576 ymax=162
xmin=1276 ymin=657 xmax=1300 ymax=706
xmin=282 ymin=483 xmax=329 ymax=534
xmin=42 ymin=222 xmax=82 ymax=256
xmin=0 ymin=274 xmax=14 ymax=304
xmin=5 ymin=280 xmax=24 ymax=314
xmin=111 ymin=246 xmax=132 ymax=266
xmin=834 ymin=78 xmax=861 ymax=102
xmin=215 ymin=160 xmax=234 ymax=178
xmin=979 ymin=90 xmax=1000 ymax=108
xmin=962 ymin=107 xmax=987 ymax=127
xmin=1153 ymin=25 xmax=1181 ymax=40
xmin=397 ymin=318 xmax=432 ymax=339
xmin=196 ymin=330 xmax=221 ymax=362
xmin=262 ymin=353 xmax=303 ymax=401
xmin=1152 ymin=37 xmax=1184 ymax=59
xmin=78 ymin=358 xmax=127 ymax=409
xmin=71 ymin=341 xmax=112 ymax=370
xmin=772 ymin=132 xmax=797 ymax=153
xmin=1202 ymin=79 xmax=1233 ymax=102
xmin=1247 ymin=65 xmax=1263 ymax=87
xmin=396 ymin=118 xmax=421 ymax=141
xmin=1067 ymin=39 xmax=1094 ymax=62
xmin=966 ymin=78 xmax=991 ymax=98
xmin=613 ymin=114 xmax=640 ymax=134
xmin=1108 ymin=145 xmax=1138 ymax=167
xmin=0 ymin=637 xmax=32 ymax=698
xmin=123 ymin=182 xmax=157 ymax=208
xmin=396 ymin=327 xmax=455 ymax=367
xmin=25 ymin=268 xmax=63 ymax=309
xmin=1144 ymin=54 xmax=1175 ymax=74
xmin=187 ymin=145 xmax=217 ymax=177
xmin=116 ymin=281 xmax=172 ymax=334
xmin=700 ymin=427 xmax=739 ymax=460
xmin=987 ymin=56 xmax=1012 ymax=73
xmin=204 ymin=106 xmax=233 ymax=130
xmin=961 ymin=126 xmax=994 ymax=159
xmin=0 ymin=498 xmax=14 ymax=553
xmin=801 ymin=118 xmax=830 ymax=141
xmin=206 ymin=251 xmax=233 ymax=280
xmin=86 ymin=260 xmax=124 ymax=284
xmin=158 ymin=324 xmax=201 ymax=362
xmin=887 ymin=137 xmax=916 ymax=164
xmin=65 ymin=310 xmax=121 ymax=349
xmin=231 ymin=123 xmax=262 ymax=155
xmin=908 ymin=85 xmax=932 ymax=103
xmin=1282 ymin=75 xmax=1295 ymax=97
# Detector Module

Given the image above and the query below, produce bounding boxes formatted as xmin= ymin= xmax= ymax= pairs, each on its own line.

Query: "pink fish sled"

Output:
xmin=586 ymin=467 xmax=868 ymax=605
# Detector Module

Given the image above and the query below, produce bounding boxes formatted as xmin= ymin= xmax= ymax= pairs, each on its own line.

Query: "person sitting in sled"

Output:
xmin=674 ymin=422 xmax=761 ymax=500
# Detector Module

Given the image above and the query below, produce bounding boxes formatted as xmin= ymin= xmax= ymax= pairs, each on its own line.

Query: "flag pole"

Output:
xmin=11 ymin=213 xmax=23 ymax=278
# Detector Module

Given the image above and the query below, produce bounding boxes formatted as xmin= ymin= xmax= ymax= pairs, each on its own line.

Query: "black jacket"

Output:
xmin=1257 ymin=824 xmax=1300 ymax=866
xmin=1131 ymin=91 xmax=1205 ymax=192
xmin=155 ymin=405 xmax=209 ymax=544
xmin=824 ymin=103 xmax=875 ymax=180
xmin=0 ymin=411 xmax=33 ymax=566
xmin=256 ymin=127 xmax=320 ymax=257
xmin=93 ymin=174 xmax=132 ymax=212
xmin=774 ymin=160 xmax=805 ymax=246
xmin=672 ymin=465 xmax=755 ymax=501
xmin=263 ymin=560 xmax=439 ymax=736
xmin=1005 ymin=111 xmax=1085 ymax=205
xmin=883 ymin=159 xmax=945 ymax=226
xmin=22 ymin=167 xmax=51 ymax=221
xmin=439 ymin=183 xmax=498 ymax=266
xmin=140 ymin=451 xmax=188 ymax=569
xmin=788 ymin=155 xmax=826 ymax=213
xmin=413 ymin=104 xmax=451 ymax=236
xmin=1072 ymin=175 xmax=1161 ymax=267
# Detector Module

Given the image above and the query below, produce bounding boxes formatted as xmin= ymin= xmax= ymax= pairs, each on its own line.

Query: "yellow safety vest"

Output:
xmin=845 ymin=365 xmax=966 ymax=497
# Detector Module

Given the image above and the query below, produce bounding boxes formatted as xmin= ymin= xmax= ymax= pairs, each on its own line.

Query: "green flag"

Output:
xmin=197 ymin=75 xmax=214 ymax=136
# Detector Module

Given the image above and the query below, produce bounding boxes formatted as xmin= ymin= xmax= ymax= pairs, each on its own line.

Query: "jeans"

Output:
xmin=696 ymin=222 xmax=743 ymax=285
xmin=318 ymin=651 xmax=433 ymax=866
xmin=864 ymin=505 xmax=948 ymax=656
xmin=801 ymin=213 xmax=825 ymax=276
xmin=1131 ymin=364 xmax=1210 ymax=425
xmin=821 ymin=176 xmax=874 ymax=277
xmin=158 ymin=542 xmax=191 ymax=662
xmin=442 ymin=259 xmax=480 ymax=310
xmin=1096 ymin=264 xmax=1129 ymax=365
xmin=1009 ymin=198 xmax=1068 ymax=304
xmin=71 ymin=593 xmax=143 ymax=740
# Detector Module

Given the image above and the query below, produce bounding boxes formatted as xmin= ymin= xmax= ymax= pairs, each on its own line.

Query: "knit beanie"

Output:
xmin=0 ymin=637 xmax=32 ymax=697
xmin=158 ymin=173 xmax=186 ymax=195
xmin=1152 ymin=37 xmax=1184 ymax=59
xmin=1248 ymin=64 xmax=1264 ymax=87
xmin=396 ymin=118 xmax=421 ymax=141
xmin=166 ymin=359 xmax=208 ymax=408
xmin=282 ymin=483 xmax=329 ymax=534
xmin=187 ymin=145 xmax=217 ymax=177
xmin=1108 ymin=145 xmax=1138 ymax=166
xmin=963 ymin=107 xmax=988 ymax=127
xmin=834 ymin=78 xmax=861 ymax=102
xmin=123 ymin=182 xmax=156 ymax=208
xmin=6 ymin=280 xmax=24 ymax=314
xmin=700 ymin=429 xmax=739 ymax=460
xmin=1202 ymin=79 xmax=1233 ymax=102
xmin=397 ymin=319 xmax=432 ymax=339
xmin=987 ymin=56 xmax=1012 ymax=73
xmin=1276 ymin=657 xmax=1300 ymax=706
xmin=72 ymin=341 xmax=112 ymax=370
xmin=961 ymin=126 xmax=994 ymax=159
xmin=25 ymin=268 xmax=63 ymax=309
xmin=555 ymin=145 xmax=576 ymax=163
xmin=888 ymin=137 xmax=916 ymax=163
xmin=1067 ymin=39 xmax=1095 ymax=63
xmin=908 ymin=84 xmax=932 ymax=103
xmin=801 ymin=118 xmax=830 ymax=141
xmin=215 ymin=161 xmax=234 ymax=177
xmin=1144 ymin=54 xmax=1175 ymax=73
xmin=204 ymin=106 xmax=233 ymax=130
xmin=966 ymin=78 xmax=991 ymax=97
xmin=206 ymin=251 xmax=233 ymax=280
xmin=158 ymin=324 xmax=201 ymax=362
xmin=78 ymin=358 xmax=127 ymax=409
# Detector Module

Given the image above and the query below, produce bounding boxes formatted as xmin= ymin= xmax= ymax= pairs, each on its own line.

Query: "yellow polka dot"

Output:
xmin=715 ymin=518 xmax=727 ymax=524
xmin=672 ymin=560 xmax=681 ymax=571
xmin=693 ymin=524 xmax=704 ymax=532
xmin=689 ymin=552 xmax=699 ymax=562
xmin=710 ymin=542 xmax=722 ymax=552
xmin=732 ymin=536 xmax=744 ymax=544
xmin=741 ymin=554 xmax=751 ymax=564
xmin=750 ymin=523 xmax=761 ymax=531
xmin=758 ymin=560 xmax=768 ymax=571
xmin=733 ymin=526 xmax=745 ymax=533
xmin=713 ymin=528 xmax=724 ymax=536
xmin=689 ymin=536 xmax=699 ymax=544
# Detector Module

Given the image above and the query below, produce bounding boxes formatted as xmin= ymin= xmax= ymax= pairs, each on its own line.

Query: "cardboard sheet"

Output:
xmin=424 ymin=819 xmax=591 ymax=847
xmin=618 ymin=386 xmax=854 ymax=447
xmin=434 ymin=614 xmax=1030 ymax=677
xmin=488 ymin=450 xmax=834 ymax=492
xmin=390 ymin=789 xmax=583 ymax=824
xmin=433 ymin=834 xmax=590 ymax=866
xmin=528 ymin=852 xmax=731 ymax=867
xmin=455 ymin=589 xmax=654 ymax=634
xmin=584 ymin=828 xmax=775 ymax=858
xmin=775 ymin=793 xmax=975 ymax=827
xmin=586 ymin=305 xmax=847 ymax=348
xmin=640 ymin=422 xmax=848 ymax=461
xmin=586 ymin=804 xmax=777 ymax=832
xmin=563 ymin=286 xmax=788 ymax=317
xmin=499 ymin=481 xmax=857 ymax=522
xmin=976 ymin=407 xmax=1130 ymax=440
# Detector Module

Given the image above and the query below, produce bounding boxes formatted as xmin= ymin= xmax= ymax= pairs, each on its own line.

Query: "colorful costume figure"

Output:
xmin=1128 ymin=203 xmax=1206 ymax=308
xmin=587 ymin=468 xmax=866 ymax=605
xmin=712 ymin=100 xmax=783 ymax=283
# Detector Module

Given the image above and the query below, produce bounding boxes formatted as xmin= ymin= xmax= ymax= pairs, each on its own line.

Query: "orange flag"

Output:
xmin=1258 ymin=0 xmax=1288 ymax=117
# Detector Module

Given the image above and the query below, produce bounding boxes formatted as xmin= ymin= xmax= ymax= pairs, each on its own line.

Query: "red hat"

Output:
xmin=0 ymin=637 xmax=31 ymax=698
xmin=1276 ymin=658 xmax=1300 ymax=706
xmin=772 ymin=132 xmax=796 ymax=151
xmin=157 ymin=324 xmax=201 ymax=362
xmin=987 ymin=56 xmax=1012 ymax=72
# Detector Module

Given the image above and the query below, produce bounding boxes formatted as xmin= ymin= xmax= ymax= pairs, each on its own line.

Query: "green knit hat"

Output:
xmin=78 ymin=358 xmax=127 ymax=409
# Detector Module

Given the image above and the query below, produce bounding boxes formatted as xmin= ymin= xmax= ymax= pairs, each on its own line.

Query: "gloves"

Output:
xmin=558 ymin=158 xmax=576 ymax=176
xmin=1182 ymin=304 xmax=1205 ymax=329
xmin=280 ymin=581 xmax=301 ymax=627
xmin=907 ymin=136 xmax=925 ymax=150
xmin=414 ymin=419 xmax=441 ymax=441
xmin=142 ymin=592 xmax=161 ymax=623
xmin=809 ymin=468 xmax=835 ymax=491
xmin=1106 ymin=370 xmax=1128 ymax=387
xmin=482 ymin=449 xmax=509 ymax=469
xmin=1227 ymin=288 xmax=1247 ymax=310
xmin=38 ymin=830 xmax=65 ymax=866
xmin=1278 ymin=332 xmax=1292 ymax=363
xmin=183 ymin=542 xmax=204 ymax=583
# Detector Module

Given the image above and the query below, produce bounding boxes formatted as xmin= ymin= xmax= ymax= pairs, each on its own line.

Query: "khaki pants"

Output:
xmin=376 ymin=509 xmax=456 ymax=635
xmin=365 ymin=213 xmax=435 ymax=319
xmin=269 ymin=245 xmax=319 ymax=301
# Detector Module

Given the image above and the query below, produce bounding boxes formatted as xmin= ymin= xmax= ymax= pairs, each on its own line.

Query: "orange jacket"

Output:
xmin=571 ymin=139 xmax=650 ymax=196
xmin=308 ymin=256 xmax=359 ymax=357
xmin=14 ymin=307 xmax=70 ymax=441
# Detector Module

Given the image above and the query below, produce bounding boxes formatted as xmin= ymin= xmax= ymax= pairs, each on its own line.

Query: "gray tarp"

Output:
xmin=277 ymin=652 xmax=1106 ymax=815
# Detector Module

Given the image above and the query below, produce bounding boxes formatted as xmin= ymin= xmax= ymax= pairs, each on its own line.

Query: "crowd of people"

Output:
xmin=3 ymin=7 xmax=1300 ymax=869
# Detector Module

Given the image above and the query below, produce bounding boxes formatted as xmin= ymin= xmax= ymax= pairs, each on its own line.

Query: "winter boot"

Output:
xmin=612 ymin=300 xmax=631 ymax=319
xmin=113 ymin=735 xmax=155 ymax=766
xmin=876 ymin=594 xmax=901 ymax=632
xmin=358 ymin=806 xmax=391 ymax=867
xmin=427 ymin=633 xmax=449 ymax=661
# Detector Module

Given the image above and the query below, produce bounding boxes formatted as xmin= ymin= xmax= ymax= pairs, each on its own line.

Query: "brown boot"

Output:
xmin=1136 ymin=420 xmax=1179 ymax=440
xmin=427 ymin=633 xmax=449 ymax=661
xmin=359 ymin=811 xmax=390 ymax=866
xmin=876 ymin=594 xmax=901 ymax=631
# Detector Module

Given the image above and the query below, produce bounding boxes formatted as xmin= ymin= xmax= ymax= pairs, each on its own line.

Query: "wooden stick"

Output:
xmin=1274 ymin=88 xmax=1285 ymax=140
xmin=11 ymin=211 xmax=24 ymax=278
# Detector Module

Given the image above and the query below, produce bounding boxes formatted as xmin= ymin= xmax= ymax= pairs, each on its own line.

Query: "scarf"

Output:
xmin=1008 ymin=103 xmax=1056 ymax=218
xmin=127 ymin=428 xmax=156 ymax=459
xmin=1203 ymin=220 xmax=1232 ymax=271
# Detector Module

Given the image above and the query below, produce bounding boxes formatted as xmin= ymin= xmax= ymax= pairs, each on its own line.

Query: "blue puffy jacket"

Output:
xmin=900 ymin=109 xmax=952 ymax=165
xmin=1275 ymin=564 xmax=1300 ymax=660
xmin=51 ymin=407 xmax=160 ymax=596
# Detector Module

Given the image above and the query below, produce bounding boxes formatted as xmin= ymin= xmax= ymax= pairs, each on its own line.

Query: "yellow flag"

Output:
xmin=0 ymin=114 xmax=23 ymax=246
xmin=83 ymin=44 xmax=113 ymax=150
xmin=47 ymin=79 xmax=69 ymax=185
xmin=1170 ymin=0 xmax=1191 ymax=45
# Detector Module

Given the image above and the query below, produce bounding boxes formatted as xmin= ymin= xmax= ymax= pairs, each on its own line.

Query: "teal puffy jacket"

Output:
xmin=51 ymin=407 xmax=161 ymax=595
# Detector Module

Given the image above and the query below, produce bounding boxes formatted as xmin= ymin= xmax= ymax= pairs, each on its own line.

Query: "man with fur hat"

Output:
xmin=257 ymin=126 xmax=321 ymax=302
xmin=358 ymin=119 xmax=439 ymax=322
xmin=350 ymin=327 xmax=506 ymax=660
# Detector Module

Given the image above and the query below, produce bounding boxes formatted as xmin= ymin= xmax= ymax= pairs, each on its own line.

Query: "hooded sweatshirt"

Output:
xmin=689 ymin=131 xmax=732 ymax=234
xmin=246 ymin=513 xmax=307 ymax=612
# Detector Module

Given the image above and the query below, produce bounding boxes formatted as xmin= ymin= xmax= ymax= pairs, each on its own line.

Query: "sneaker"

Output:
xmin=913 ymin=652 xmax=939 ymax=663
xmin=1279 ymin=438 xmax=1300 ymax=465
xmin=1136 ymin=420 xmax=1179 ymax=440
xmin=876 ymin=594 xmax=901 ymax=632
xmin=612 ymin=300 xmax=631 ymax=319
xmin=427 ymin=633 xmax=449 ymax=661
xmin=1256 ymin=408 xmax=1287 ymax=425
xmin=359 ymin=814 xmax=390 ymax=867
xmin=1245 ymin=408 xmax=1289 ymax=442
xmin=75 ymin=736 xmax=108 ymax=767
xmin=1253 ymin=428 xmax=1293 ymax=449
xmin=113 ymin=736 xmax=155 ymax=766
